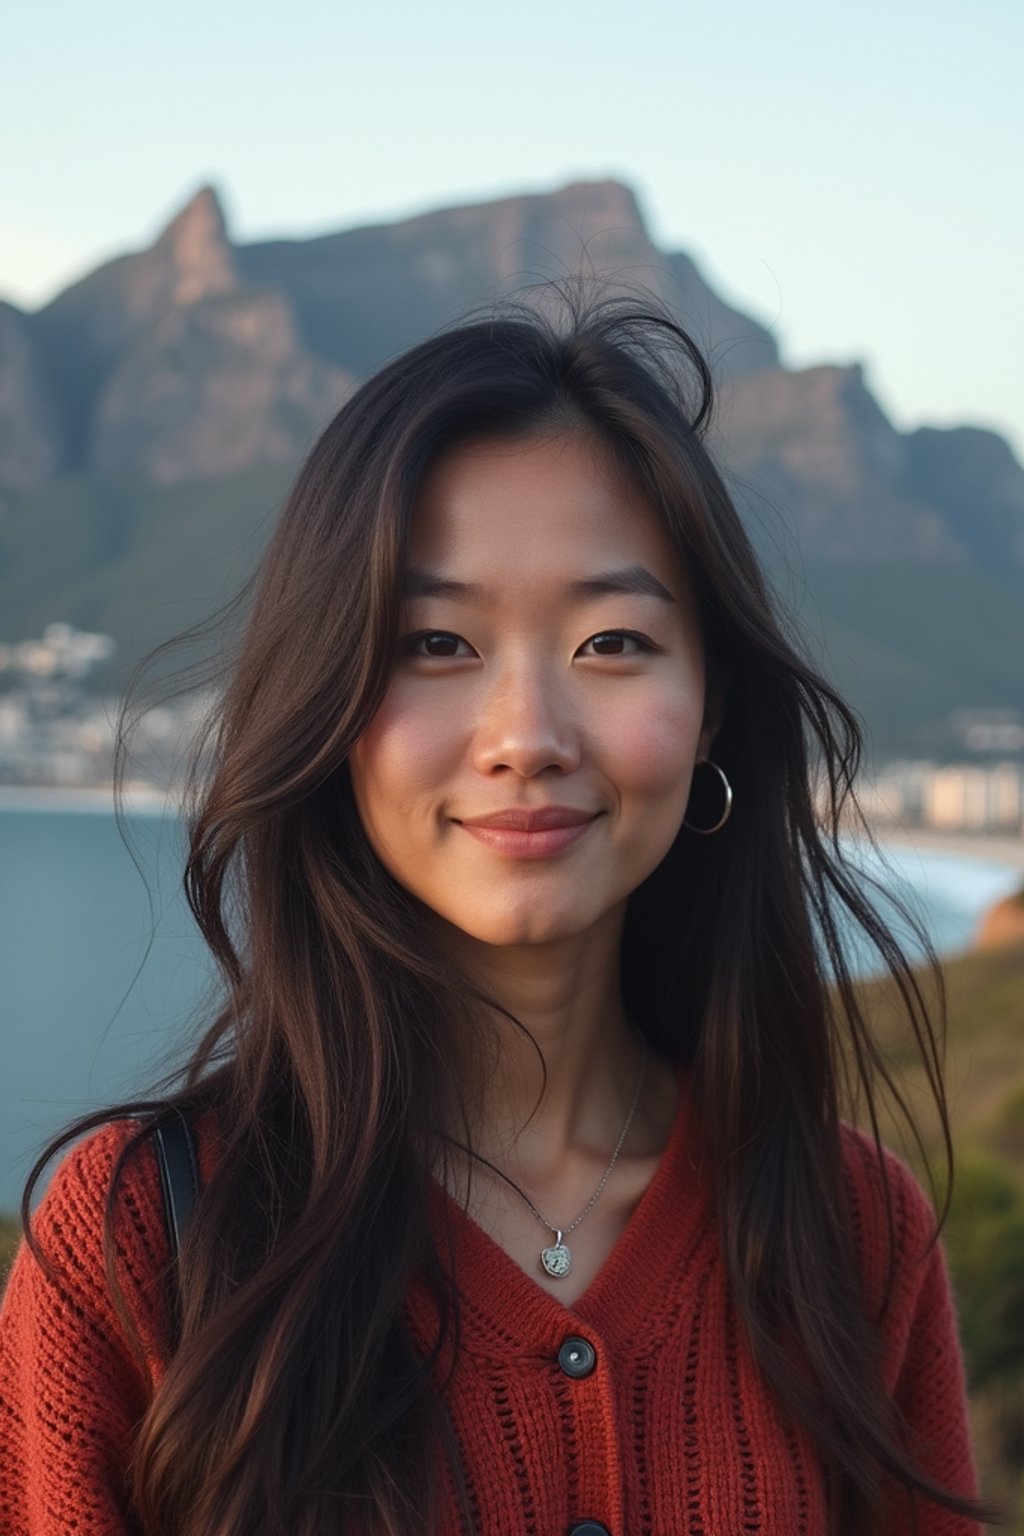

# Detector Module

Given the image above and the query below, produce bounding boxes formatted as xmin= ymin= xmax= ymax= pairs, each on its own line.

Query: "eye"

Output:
xmin=577 ymin=630 xmax=657 ymax=658
xmin=402 ymin=630 xmax=475 ymax=659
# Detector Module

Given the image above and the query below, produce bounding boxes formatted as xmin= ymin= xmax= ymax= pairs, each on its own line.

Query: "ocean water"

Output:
xmin=1 ymin=804 xmax=214 ymax=1211
xmin=1 ymin=804 xmax=1021 ymax=1211
xmin=824 ymin=837 xmax=1023 ymax=976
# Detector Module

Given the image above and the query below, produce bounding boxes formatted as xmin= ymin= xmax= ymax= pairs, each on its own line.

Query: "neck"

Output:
xmin=433 ymin=908 xmax=646 ymax=1171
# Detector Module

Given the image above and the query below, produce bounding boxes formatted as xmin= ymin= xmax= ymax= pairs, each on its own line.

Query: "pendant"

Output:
xmin=540 ymin=1230 xmax=572 ymax=1278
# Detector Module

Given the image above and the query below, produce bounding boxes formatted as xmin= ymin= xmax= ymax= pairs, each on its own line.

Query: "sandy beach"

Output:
xmin=850 ymin=825 xmax=1024 ymax=874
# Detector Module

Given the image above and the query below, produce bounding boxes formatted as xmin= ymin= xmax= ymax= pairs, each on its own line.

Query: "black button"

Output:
xmin=557 ymin=1334 xmax=597 ymax=1379
xmin=567 ymin=1523 xmax=610 ymax=1536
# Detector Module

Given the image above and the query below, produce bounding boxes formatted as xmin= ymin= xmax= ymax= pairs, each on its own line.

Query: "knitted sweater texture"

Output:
xmin=0 ymin=1081 xmax=980 ymax=1535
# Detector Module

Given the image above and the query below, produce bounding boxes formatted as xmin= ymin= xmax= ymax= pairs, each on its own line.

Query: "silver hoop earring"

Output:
xmin=683 ymin=758 xmax=733 ymax=835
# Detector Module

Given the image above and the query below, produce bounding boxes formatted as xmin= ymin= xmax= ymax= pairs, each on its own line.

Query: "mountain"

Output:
xmin=2 ymin=181 xmax=779 ymax=493
xmin=0 ymin=179 xmax=1022 ymax=759
xmin=720 ymin=362 xmax=963 ymax=561
xmin=0 ymin=301 xmax=61 ymax=492
xmin=903 ymin=426 xmax=1024 ymax=576
xmin=236 ymin=180 xmax=780 ymax=384
xmin=18 ymin=188 xmax=354 ymax=483
xmin=91 ymin=290 xmax=352 ymax=485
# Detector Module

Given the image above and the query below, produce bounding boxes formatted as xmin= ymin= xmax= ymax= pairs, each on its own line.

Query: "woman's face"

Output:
xmin=349 ymin=431 xmax=718 ymax=953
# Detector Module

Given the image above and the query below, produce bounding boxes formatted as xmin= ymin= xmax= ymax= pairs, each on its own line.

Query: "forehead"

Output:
xmin=408 ymin=432 xmax=686 ymax=586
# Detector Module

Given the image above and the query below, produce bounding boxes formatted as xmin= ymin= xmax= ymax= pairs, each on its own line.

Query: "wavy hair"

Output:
xmin=26 ymin=293 xmax=994 ymax=1533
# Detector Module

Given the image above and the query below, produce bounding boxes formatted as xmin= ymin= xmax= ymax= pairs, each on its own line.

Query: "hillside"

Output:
xmin=855 ymin=940 xmax=1024 ymax=1524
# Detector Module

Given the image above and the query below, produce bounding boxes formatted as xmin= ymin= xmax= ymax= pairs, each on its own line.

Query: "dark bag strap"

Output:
xmin=152 ymin=1109 xmax=200 ymax=1259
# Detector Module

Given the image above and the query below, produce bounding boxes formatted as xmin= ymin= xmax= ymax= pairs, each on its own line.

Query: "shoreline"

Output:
xmin=0 ymin=782 xmax=175 ymax=815
xmin=847 ymin=825 xmax=1024 ymax=874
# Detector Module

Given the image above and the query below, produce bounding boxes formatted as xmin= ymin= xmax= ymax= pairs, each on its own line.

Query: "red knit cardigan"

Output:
xmin=0 ymin=1080 xmax=981 ymax=1535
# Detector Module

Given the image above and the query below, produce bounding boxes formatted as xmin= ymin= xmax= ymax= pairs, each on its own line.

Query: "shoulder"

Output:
xmin=839 ymin=1122 xmax=938 ymax=1242
xmin=839 ymin=1122 xmax=940 ymax=1278
xmin=34 ymin=1116 xmax=169 ymax=1258
xmin=8 ymin=1117 xmax=175 ymax=1367
xmin=838 ymin=1122 xmax=954 ymax=1359
xmin=839 ymin=1130 xmax=979 ymax=1499
xmin=0 ymin=1121 xmax=179 ymax=1525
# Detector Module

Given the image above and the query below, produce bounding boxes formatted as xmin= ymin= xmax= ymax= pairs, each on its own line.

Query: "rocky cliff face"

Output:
xmin=0 ymin=302 xmax=62 ymax=495
xmin=41 ymin=184 xmax=238 ymax=369
xmin=238 ymin=180 xmax=781 ymax=385
xmin=92 ymin=289 xmax=353 ymax=484
xmin=20 ymin=188 xmax=351 ymax=484
xmin=720 ymin=363 xmax=966 ymax=562
xmin=27 ymin=188 xmax=241 ymax=466
xmin=976 ymin=890 xmax=1024 ymax=951
xmin=1 ymin=177 xmax=1022 ymax=577
xmin=904 ymin=425 xmax=1024 ymax=575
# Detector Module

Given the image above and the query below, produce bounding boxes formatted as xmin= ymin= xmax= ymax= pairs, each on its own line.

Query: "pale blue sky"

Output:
xmin=4 ymin=0 xmax=1022 ymax=454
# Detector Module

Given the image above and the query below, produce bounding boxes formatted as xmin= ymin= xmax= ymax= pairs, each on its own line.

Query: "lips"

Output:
xmin=455 ymin=806 xmax=600 ymax=859
xmin=458 ymin=807 xmax=596 ymax=832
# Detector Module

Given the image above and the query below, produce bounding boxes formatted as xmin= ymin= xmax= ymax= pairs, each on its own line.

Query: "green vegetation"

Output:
xmin=785 ymin=561 xmax=1024 ymax=761
xmin=855 ymin=940 xmax=1024 ymax=1527
xmin=0 ymin=462 xmax=293 ymax=688
xmin=0 ymin=1215 xmax=19 ymax=1287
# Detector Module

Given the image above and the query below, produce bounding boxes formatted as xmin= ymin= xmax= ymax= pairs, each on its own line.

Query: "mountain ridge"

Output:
xmin=2 ymin=177 xmax=1020 ymax=572
xmin=1 ymin=179 xmax=1022 ymax=757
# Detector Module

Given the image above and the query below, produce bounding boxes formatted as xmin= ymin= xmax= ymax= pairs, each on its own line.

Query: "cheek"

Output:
xmin=349 ymin=687 xmax=460 ymax=838
xmin=601 ymin=687 xmax=704 ymax=799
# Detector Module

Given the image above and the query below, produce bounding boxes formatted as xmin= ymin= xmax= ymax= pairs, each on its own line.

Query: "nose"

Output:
xmin=472 ymin=658 xmax=581 ymax=778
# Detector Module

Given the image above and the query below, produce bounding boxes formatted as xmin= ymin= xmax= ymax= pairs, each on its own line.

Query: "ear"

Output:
xmin=697 ymin=667 xmax=728 ymax=760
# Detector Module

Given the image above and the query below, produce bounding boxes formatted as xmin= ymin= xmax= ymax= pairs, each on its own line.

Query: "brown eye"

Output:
xmin=402 ymin=631 xmax=473 ymax=659
xmin=591 ymin=633 xmax=626 ymax=655
xmin=424 ymin=633 xmax=460 ymax=657
xmin=578 ymin=631 xmax=655 ymax=658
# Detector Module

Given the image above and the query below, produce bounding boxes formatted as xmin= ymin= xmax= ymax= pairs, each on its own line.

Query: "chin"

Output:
xmin=444 ymin=904 xmax=605 ymax=951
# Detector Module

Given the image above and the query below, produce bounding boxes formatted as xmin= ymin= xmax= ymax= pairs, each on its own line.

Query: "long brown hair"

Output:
xmin=26 ymin=293 xmax=994 ymax=1533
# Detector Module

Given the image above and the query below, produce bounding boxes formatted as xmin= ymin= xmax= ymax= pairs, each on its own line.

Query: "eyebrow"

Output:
xmin=402 ymin=571 xmax=486 ymax=602
xmin=402 ymin=564 xmax=676 ymax=604
xmin=570 ymin=566 xmax=676 ymax=604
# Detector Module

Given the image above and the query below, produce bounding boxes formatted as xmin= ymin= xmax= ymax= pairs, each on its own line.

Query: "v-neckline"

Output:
xmin=425 ymin=1065 xmax=711 ymax=1351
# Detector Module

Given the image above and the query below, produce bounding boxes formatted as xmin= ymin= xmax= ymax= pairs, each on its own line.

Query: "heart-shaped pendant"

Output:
xmin=540 ymin=1238 xmax=572 ymax=1278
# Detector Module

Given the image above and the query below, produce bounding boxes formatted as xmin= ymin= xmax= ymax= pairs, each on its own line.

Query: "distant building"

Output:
xmin=0 ymin=619 xmax=216 ymax=788
xmin=0 ymin=624 xmax=117 ymax=785
xmin=858 ymin=759 xmax=1023 ymax=835
xmin=950 ymin=708 xmax=1024 ymax=756
xmin=925 ymin=764 xmax=1021 ymax=830
xmin=5 ymin=623 xmax=115 ymax=685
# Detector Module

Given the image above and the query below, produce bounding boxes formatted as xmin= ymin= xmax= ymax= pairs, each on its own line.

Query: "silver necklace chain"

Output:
xmin=451 ymin=1037 xmax=648 ymax=1280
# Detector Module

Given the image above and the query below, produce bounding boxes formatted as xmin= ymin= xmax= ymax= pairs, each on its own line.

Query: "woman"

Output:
xmin=0 ymin=296 xmax=991 ymax=1534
